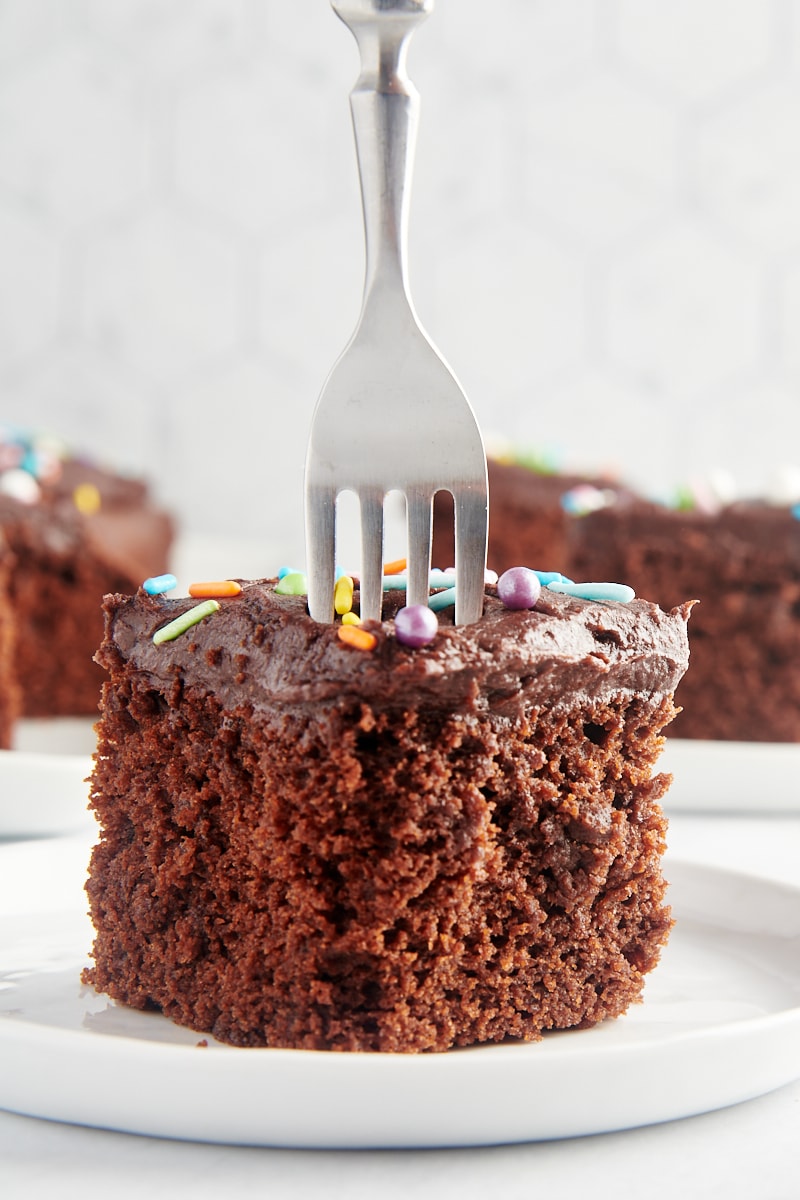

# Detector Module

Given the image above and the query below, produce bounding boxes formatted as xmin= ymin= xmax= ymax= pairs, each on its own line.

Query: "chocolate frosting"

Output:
xmin=100 ymin=582 xmax=693 ymax=720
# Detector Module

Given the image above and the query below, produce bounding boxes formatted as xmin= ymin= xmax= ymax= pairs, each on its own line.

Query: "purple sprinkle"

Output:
xmin=497 ymin=567 xmax=542 ymax=611
xmin=395 ymin=604 xmax=439 ymax=648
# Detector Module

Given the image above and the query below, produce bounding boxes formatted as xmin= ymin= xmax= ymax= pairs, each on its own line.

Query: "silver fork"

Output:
xmin=304 ymin=0 xmax=488 ymax=626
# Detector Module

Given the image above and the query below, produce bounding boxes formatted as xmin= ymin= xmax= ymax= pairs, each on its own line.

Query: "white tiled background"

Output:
xmin=1 ymin=0 xmax=799 ymax=568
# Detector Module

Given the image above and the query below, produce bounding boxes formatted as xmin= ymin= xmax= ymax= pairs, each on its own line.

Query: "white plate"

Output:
xmin=1 ymin=860 xmax=799 ymax=1148
xmin=0 ymin=719 xmax=95 ymax=839
xmin=662 ymin=739 xmax=800 ymax=813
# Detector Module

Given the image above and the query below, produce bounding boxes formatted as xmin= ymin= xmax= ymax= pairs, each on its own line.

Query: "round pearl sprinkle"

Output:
xmin=497 ymin=567 xmax=542 ymax=610
xmin=395 ymin=604 xmax=439 ymax=648
xmin=0 ymin=468 xmax=41 ymax=505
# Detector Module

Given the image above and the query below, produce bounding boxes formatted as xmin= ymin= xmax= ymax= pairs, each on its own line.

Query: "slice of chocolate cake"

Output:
xmin=0 ymin=430 xmax=174 ymax=719
xmin=84 ymin=572 xmax=691 ymax=1053
xmin=455 ymin=455 xmax=800 ymax=742
xmin=570 ymin=499 xmax=800 ymax=741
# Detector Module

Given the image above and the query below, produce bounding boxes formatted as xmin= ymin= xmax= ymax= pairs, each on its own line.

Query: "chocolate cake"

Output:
xmin=85 ymin=573 xmax=691 ymax=1053
xmin=436 ymin=457 xmax=800 ymax=741
xmin=0 ymin=429 xmax=174 ymax=719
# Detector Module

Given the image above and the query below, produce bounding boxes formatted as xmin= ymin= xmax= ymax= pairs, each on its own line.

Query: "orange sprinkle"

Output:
xmin=383 ymin=558 xmax=407 ymax=576
xmin=188 ymin=580 xmax=242 ymax=599
xmin=337 ymin=624 xmax=377 ymax=651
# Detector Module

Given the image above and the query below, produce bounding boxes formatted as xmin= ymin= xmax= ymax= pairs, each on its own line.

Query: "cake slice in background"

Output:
xmin=435 ymin=454 xmax=800 ymax=742
xmin=84 ymin=573 xmax=691 ymax=1052
xmin=0 ymin=428 xmax=174 ymax=723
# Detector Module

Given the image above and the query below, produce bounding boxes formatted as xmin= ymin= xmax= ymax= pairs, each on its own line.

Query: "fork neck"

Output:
xmin=333 ymin=1 xmax=432 ymax=318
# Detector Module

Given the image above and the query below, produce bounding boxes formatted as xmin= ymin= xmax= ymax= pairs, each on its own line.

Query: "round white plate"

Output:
xmin=662 ymin=739 xmax=800 ymax=813
xmin=1 ymin=860 xmax=799 ymax=1148
xmin=0 ymin=719 xmax=95 ymax=839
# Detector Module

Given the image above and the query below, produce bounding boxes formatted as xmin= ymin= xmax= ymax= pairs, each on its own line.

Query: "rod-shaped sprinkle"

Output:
xmin=153 ymin=600 xmax=220 ymax=644
xmin=547 ymin=581 xmax=635 ymax=603
xmin=334 ymin=574 xmax=355 ymax=615
xmin=142 ymin=573 xmax=178 ymax=596
xmin=188 ymin=580 xmax=242 ymax=598
xmin=338 ymin=624 xmax=377 ymax=651
xmin=428 ymin=587 xmax=457 ymax=612
xmin=382 ymin=571 xmax=457 ymax=590
xmin=383 ymin=557 xmax=407 ymax=575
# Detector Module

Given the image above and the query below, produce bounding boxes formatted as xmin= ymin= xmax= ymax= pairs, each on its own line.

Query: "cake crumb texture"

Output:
xmin=85 ymin=581 xmax=682 ymax=1052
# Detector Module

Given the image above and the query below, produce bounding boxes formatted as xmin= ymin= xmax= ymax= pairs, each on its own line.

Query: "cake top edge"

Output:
xmin=98 ymin=571 xmax=694 ymax=715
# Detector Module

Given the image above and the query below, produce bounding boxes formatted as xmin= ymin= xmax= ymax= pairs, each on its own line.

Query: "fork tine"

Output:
xmin=454 ymin=488 xmax=488 ymax=625
xmin=306 ymin=484 xmax=337 ymax=623
xmin=406 ymin=487 xmax=433 ymax=610
xmin=359 ymin=487 xmax=385 ymax=623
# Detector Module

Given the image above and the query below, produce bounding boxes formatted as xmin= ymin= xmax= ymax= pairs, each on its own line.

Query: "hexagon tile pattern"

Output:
xmin=0 ymin=0 xmax=797 ymax=553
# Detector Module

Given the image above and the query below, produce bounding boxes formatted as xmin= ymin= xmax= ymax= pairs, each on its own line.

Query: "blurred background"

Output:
xmin=1 ymin=0 xmax=799 ymax=570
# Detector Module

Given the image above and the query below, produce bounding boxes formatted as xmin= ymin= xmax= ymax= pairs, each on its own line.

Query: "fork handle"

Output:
xmin=331 ymin=0 xmax=432 ymax=314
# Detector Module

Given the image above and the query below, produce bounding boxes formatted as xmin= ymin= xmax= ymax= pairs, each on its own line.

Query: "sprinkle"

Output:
xmin=188 ymin=580 xmax=242 ymax=599
xmin=395 ymin=604 xmax=439 ymax=647
xmin=143 ymin=573 xmax=177 ymax=596
xmin=382 ymin=571 xmax=457 ymax=590
xmin=673 ymin=485 xmax=695 ymax=512
xmin=532 ymin=570 xmax=573 ymax=585
xmin=275 ymin=571 xmax=307 ymax=596
xmin=560 ymin=485 xmax=616 ymax=516
xmin=446 ymin=566 xmax=499 ymax=586
xmin=547 ymin=580 xmax=635 ymax=604
xmin=341 ymin=611 xmax=361 ymax=625
xmin=0 ymin=468 xmax=40 ymax=505
xmin=73 ymin=482 xmax=102 ymax=515
xmin=428 ymin=587 xmax=457 ymax=612
xmin=334 ymin=574 xmax=354 ymax=615
xmin=338 ymin=624 xmax=377 ymax=651
xmin=277 ymin=566 xmax=296 ymax=580
xmin=497 ymin=567 xmax=541 ymax=610
xmin=153 ymin=599 xmax=220 ymax=644
xmin=793 ymin=503 xmax=800 ymax=520
xmin=384 ymin=558 xmax=407 ymax=575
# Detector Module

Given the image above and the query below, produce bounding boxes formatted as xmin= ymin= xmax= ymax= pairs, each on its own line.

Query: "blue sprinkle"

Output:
xmin=277 ymin=566 xmax=296 ymax=580
xmin=533 ymin=571 xmax=574 ymax=585
xmin=792 ymin=504 xmax=800 ymax=520
xmin=382 ymin=571 xmax=457 ymax=591
xmin=428 ymin=587 xmax=457 ymax=612
xmin=143 ymin=573 xmax=178 ymax=596
xmin=547 ymin=580 xmax=635 ymax=604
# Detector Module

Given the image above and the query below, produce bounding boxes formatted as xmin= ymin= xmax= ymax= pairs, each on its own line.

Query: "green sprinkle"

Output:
xmin=674 ymin=485 xmax=695 ymax=511
xmin=275 ymin=571 xmax=308 ymax=596
xmin=153 ymin=600 xmax=220 ymax=645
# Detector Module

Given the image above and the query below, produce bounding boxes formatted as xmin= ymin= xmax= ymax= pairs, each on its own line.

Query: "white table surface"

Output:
xmin=1 ymin=810 xmax=799 ymax=1200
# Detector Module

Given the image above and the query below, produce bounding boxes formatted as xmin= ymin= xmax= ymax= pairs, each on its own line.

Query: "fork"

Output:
xmin=304 ymin=0 xmax=488 ymax=626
